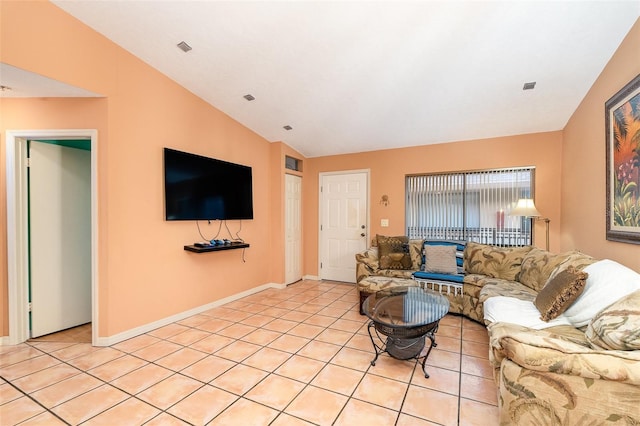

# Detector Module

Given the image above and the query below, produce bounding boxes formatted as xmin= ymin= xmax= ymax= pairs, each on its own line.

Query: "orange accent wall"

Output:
xmin=0 ymin=1 xmax=282 ymax=339
xmin=561 ymin=19 xmax=640 ymax=272
xmin=303 ymin=132 xmax=563 ymax=276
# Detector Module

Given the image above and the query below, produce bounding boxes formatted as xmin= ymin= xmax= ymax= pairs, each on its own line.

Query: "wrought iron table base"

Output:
xmin=367 ymin=320 xmax=439 ymax=378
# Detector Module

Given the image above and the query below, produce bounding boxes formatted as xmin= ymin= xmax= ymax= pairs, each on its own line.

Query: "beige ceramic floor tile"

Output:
xmin=459 ymin=397 xmax=500 ymax=426
xmin=268 ymin=334 xmax=310 ymax=353
xmin=462 ymin=340 xmax=490 ymax=359
xmin=314 ymin=328 xmax=353 ymax=346
xmin=147 ymin=323 xmax=190 ymax=339
xmin=352 ymin=373 xmax=409 ymax=411
xmin=189 ymin=334 xmax=235 ymax=353
xmin=180 ymin=355 xmax=235 ymax=382
xmin=0 ymin=346 xmax=47 ymax=367
xmin=0 ymin=396 xmax=45 ymax=425
xmin=329 ymin=318 xmax=364 ymax=333
xmin=0 ymin=355 xmax=60 ymax=381
xmin=433 ymin=335 xmax=462 ymax=353
xmin=51 ymin=384 xmax=129 ymax=425
xmin=303 ymin=314 xmax=337 ymax=327
xmin=274 ymin=355 xmax=325 ymax=383
xmin=137 ymin=373 xmax=203 ymax=410
xmin=112 ymin=334 xmax=161 ymax=353
xmin=270 ymin=413 xmax=316 ymax=425
xmin=167 ymin=384 xmax=238 ymax=425
xmin=214 ymin=340 xmax=261 ymax=362
xmin=166 ymin=328 xmax=211 ymax=346
xmin=367 ymin=354 xmax=415 ymax=383
xmin=216 ymin=323 xmax=257 ymax=339
xmin=334 ymin=398 xmax=398 ymax=426
xmin=463 ymin=327 xmax=490 ymax=344
xmin=461 ymin=354 xmax=494 ymax=379
xmin=297 ymin=340 xmax=341 ymax=362
xmin=396 ymin=413 xmax=440 ymax=426
xmin=401 ymin=385 xmax=459 ymax=426
xmin=66 ymin=347 xmax=124 ymax=370
xmin=18 ymin=410 xmax=68 ymax=425
xmin=31 ymin=373 xmax=103 ymax=407
xmin=82 ymin=397 xmax=160 ymax=426
xmin=87 ymin=354 xmax=148 ymax=382
xmin=285 ymin=385 xmax=348 ymax=425
xmin=0 ymin=382 xmax=24 ymax=403
xmin=155 ymin=347 xmax=208 ymax=372
xmin=287 ymin=323 xmax=325 ymax=339
xmin=208 ymin=397 xmax=279 ymax=426
xmin=262 ymin=318 xmax=299 ymax=333
xmin=411 ymin=364 xmax=460 ymax=395
xmin=438 ymin=323 xmax=463 ymax=339
xmin=194 ymin=318 xmax=234 ymax=333
xmin=210 ymin=364 xmax=268 ymax=395
xmin=310 ymin=363 xmax=364 ymax=396
xmin=244 ymin=374 xmax=305 ymax=410
xmin=12 ymin=363 xmax=81 ymax=393
xmin=242 ymin=347 xmax=291 ymax=372
xmin=240 ymin=328 xmax=282 ymax=346
xmin=460 ymin=373 xmax=498 ymax=405
xmin=50 ymin=344 xmax=100 ymax=362
xmin=132 ymin=340 xmax=183 ymax=362
xmin=240 ymin=314 xmax=275 ymax=327
xmin=345 ymin=334 xmax=375 ymax=351
xmin=330 ymin=347 xmax=374 ymax=371
xmin=111 ymin=363 xmax=173 ymax=394
xmin=281 ymin=310 xmax=312 ymax=322
xmin=144 ymin=412 xmax=191 ymax=426
xmin=425 ymin=347 xmax=461 ymax=371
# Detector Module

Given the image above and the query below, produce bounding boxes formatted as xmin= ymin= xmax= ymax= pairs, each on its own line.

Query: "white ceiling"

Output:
xmin=6 ymin=1 xmax=640 ymax=157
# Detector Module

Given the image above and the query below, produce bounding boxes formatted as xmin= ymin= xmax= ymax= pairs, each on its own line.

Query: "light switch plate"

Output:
xmin=381 ymin=219 xmax=389 ymax=227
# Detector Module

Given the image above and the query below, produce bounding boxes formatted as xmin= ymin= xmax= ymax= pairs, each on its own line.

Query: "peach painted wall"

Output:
xmin=303 ymin=132 xmax=563 ymax=276
xmin=561 ymin=19 xmax=640 ymax=272
xmin=1 ymin=1 xmax=277 ymax=339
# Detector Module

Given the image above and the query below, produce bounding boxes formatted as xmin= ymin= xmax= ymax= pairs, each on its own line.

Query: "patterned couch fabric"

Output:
xmin=355 ymin=240 xmax=423 ymax=283
xmin=464 ymin=242 xmax=533 ymax=281
xmin=490 ymin=322 xmax=640 ymax=424
xmin=586 ymin=289 xmax=640 ymax=351
xmin=517 ymin=248 xmax=573 ymax=292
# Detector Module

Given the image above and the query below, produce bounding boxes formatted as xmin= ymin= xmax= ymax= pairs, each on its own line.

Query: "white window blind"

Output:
xmin=406 ymin=168 xmax=535 ymax=246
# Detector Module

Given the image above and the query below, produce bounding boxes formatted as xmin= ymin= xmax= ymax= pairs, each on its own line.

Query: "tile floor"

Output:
xmin=0 ymin=280 xmax=499 ymax=425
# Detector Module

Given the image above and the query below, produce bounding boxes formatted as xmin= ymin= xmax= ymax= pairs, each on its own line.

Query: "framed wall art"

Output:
xmin=606 ymin=73 xmax=640 ymax=244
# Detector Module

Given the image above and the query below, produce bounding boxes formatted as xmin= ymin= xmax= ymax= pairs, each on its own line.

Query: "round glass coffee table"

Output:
xmin=363 ymin=286 xmax=450 ymax=378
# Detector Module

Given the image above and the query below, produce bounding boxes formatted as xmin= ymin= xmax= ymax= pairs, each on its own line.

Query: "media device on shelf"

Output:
xmin=164 ymin=148 xmax=254 ymax=221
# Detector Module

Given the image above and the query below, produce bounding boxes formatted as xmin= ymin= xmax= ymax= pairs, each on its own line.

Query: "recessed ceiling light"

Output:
xmin=243 ymin=94 xmax=255 ymax=101
xmin=523 ymin=82 xmax=536 ymax=90
xmin=283 ymin=125 xmax=293 ymax=131
xmin=177 ymin=41 xmax=192 ymax=53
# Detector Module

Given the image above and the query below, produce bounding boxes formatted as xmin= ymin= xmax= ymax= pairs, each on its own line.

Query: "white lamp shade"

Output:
xmin=510 ymin=198 xmax=541 ymax=217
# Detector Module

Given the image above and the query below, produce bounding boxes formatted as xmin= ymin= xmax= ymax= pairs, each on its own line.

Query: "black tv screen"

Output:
xmin=164 ymin=148 xmax=254 ymax=221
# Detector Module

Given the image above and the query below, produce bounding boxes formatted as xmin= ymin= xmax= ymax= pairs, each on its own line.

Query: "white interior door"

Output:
xmin=320 ymin=172 xmax=368 ymax=282
xmin=285 ymin=174 xmax=302 ymax=284
xmin=29 ymin=141 xmax=91 ymax=338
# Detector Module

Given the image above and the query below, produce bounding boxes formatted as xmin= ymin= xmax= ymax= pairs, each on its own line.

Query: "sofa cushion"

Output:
xmin=423 ymin=245 xmax=457 ymax=274
xmin=518 ymin=248 xmax=573 ymax=292
xmin=561 ymin=259 xmax=640 ymax=328
xmin=377 ymin=235 xmax=412 ymax=270
xmin=484 ymin=296 xmax=572 ymax=329
xmin=464 ymin=242 xmax=532 ymax=281
xmin=534 ymin=266 xmax=588 ymax=321
xmin=586 ymin=289 xmax=640 ymax=351
xmin=422 ymin=240 xmax=465 ymax=274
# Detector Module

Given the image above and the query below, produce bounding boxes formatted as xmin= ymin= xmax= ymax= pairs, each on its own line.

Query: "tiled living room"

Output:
xmin=1 ymin=280 xmax=496 ymax=425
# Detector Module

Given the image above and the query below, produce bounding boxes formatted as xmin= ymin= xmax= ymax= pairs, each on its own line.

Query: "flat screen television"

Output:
xmin=164 ymin=147 xmax=254 ymax=221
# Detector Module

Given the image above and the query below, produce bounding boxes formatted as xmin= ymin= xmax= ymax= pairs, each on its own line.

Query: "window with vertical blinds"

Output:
xmin=406 ymin=168 xmax=535 ymax=246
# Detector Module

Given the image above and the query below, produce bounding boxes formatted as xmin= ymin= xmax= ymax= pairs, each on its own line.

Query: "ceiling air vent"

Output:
xmin=243 ymin=94 xmax=255 ymax=101
xmin=523 ymin=82 xmax=536 ymax=90
xmin=283 ymin=125 xmax=293 ymax=131
xmin=177 ymin=41 xmax=192 ymax=53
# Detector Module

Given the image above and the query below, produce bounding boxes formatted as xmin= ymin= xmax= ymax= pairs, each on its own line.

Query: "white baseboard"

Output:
xmin=303 ymin=274 xmax=321 ymax=281
xmin=94 ymin=282 xmax=285 ymax=347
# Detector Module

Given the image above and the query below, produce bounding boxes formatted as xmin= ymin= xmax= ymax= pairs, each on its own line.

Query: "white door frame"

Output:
xmin=318 ymin=169 xmax=370 ymax=281
xmin=5 ymin=129 xmax=98 ymax=346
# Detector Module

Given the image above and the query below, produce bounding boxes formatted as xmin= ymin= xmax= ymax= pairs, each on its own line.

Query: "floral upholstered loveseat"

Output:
xmin=356 ymin=239 xmax=640 ymax=423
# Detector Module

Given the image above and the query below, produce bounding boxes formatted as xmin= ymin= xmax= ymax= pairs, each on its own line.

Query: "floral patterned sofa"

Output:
xmin=356 ymin=239 xmax=640 ymax=423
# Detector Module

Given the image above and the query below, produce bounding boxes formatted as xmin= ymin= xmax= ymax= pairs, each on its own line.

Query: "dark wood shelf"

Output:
xmin=184 ymin=242 xmax=249 ymax=253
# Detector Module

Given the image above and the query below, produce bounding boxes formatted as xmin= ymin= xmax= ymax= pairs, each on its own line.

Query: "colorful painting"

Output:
xmin=606 ymin=74 xmax=640 ymax=244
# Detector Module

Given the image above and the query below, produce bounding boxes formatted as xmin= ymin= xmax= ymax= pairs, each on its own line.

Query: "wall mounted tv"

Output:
xmin=164 ymin=148 xmax=254 ymax=221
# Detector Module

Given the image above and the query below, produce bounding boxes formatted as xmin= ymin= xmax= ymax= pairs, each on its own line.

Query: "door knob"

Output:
xmin=361 ymin=225 xmax=366 ymax=229
xmin=361 ymin=233 xmax=366 ymax=237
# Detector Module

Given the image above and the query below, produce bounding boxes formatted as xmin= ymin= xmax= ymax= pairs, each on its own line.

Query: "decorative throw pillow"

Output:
xmin=464 ymin=242 xmax=532 ymax=281
xmin=424 ymin=245 xmax=457 ymax=274
xmin=377 ymin=235 xmax=412 ymax=270
xmin=534 ymin=266 xmax=588 ymax=321
xmin=586 ymin=289 xmax=640 ymax=351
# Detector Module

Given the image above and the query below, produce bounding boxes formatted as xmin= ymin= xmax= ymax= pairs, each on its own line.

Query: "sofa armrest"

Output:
xmin=488 ymin=322 xmax=640 ymax=385
xmin=355 ymin=247 xmax=379 ymax=283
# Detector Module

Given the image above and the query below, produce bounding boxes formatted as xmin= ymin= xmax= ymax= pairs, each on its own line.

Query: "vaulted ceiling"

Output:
xmin=4 ymin=1 xmax=640 ymax=157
